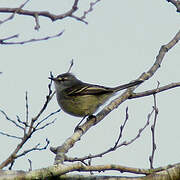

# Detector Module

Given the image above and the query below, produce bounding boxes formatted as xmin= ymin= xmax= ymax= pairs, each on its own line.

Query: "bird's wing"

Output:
xmin=66 ymin=85 xmax=113 ymax=96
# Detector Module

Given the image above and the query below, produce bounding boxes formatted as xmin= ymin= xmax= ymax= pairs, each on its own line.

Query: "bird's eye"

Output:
xmin=61 ymin=77 xmax=68 ymax=81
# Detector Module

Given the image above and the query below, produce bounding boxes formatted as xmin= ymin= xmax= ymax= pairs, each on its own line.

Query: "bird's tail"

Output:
xmin=113 ymin=80 xmax=143 ymax=92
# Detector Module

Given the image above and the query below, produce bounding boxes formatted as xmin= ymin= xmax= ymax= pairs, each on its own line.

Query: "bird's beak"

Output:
xmin=48 ymin=77 xmax=57 ymax=81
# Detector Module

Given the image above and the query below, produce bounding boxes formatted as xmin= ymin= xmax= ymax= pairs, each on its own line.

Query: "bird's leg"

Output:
xmin=87 ymin=115 xmax=96 ymax=121
xmin=74 ymin=116 xmax=87 ymax=132
xmin=74 ymin=115 xmax=97 ymax=132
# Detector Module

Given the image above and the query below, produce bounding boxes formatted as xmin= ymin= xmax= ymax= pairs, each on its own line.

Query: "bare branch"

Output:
xmin=69 ymin=0 xmax=102 ymax=24
xmin=113 ymin=107 xmax=129 ymax=148
xmin=28 ymin=73 xmax=56 ymax=132
xmin=0 ymin=34 xmax=19 ymax=41
xmin=65 ymin=107 xmax=153 ymax=163
xmin=80 ymin=0 xmax=101 ymax=20
xmin=149 ymin=94 xmax=159 ymax=169
xmin=0 ymin=131 xmax=22 ymax=140
xmin=34 ymin=13 xmax=40 ymax=31
xmin=16 ymin=115 xmax=27 ymax=127
xmin=129 ymin=82 xmax=180 ymax=99
xmin=15 ymin=139 xmax=50 ymax=159
xmin=0 ymin=0 xmax=80 ymax=23
xmin=120 ymin=109 xmax=153 ymax=147
xmin=0 ymin=79 xmax=57 ymax=169
xmin=0 ymin=109 xmax=24 ymax=130
xmin=69 ymin=15 xmax=88 ymax=24
xmin=24 ymin=91 xmax=29 ymax=135
xmin=1 ymin=162 xmax=180 ymax=179
xmin=67 ymin=59 xmax=74 ymax=73
xmin=34 ymin=109 xmax=60 ymax=129
xmin=51 ymin=30 xmax=180 ymax=165
xmin=0 ymin=0 xmax=103 ymax=44
xmin=0 ymin=31 xmax=64 ymax=45
xmin=28 ymin=159 xmax=32 ymax=171
xmin=0 ymin=0 xmax=31 ymax=25
xmin=35 ymin=118 xmax=56 ymax=131
xmin=8 ymin=161 xmax=15 ymax=170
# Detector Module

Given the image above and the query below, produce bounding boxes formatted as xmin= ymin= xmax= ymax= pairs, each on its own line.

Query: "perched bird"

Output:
xmin=49 ymin=73 xmax=142 ymax=118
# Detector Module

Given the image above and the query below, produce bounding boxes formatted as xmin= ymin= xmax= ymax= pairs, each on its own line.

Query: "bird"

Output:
xmin=49 ymin=73 xmax=142 ymax=118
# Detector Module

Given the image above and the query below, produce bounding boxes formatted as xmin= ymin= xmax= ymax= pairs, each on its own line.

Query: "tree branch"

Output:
xmin=1 ymin=162 xmax=180 ymax=179
xmin=0 ymin=109 xmax=24 ymax=130
xmin=0 ymin=0 xmax=79 ymax=22
xmin=0 ymin=77 xmax=59 ymax=169
xmin=65 ymin=107 xmax=153 ymax=163
xmin=51 ymin=29 xmax=180 ymax=165
xmin=0 ymin=0 xmax=31 ymax=25
xmin=15 ymin=139 xmax=50 ymax=159
xmin=0 ymin=31 xmax=64 ymax=45
xmin=129 ymin=82 xmax=180 ymax=99
xmin=149 ymin=94 xmax=159 ymax=169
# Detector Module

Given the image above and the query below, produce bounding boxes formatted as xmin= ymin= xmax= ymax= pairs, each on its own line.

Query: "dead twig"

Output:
xmin=0 ymin=0 xmax=31 ymax=25
xmin=0 ymin=77 xmax=59 ymax=169
xmin=129 ymin=82 xmax=180 ymax=99
xmin=149 ymin=91 xmax=159 ymax=168
xmin=81 ymin=0 xmax=101 ymax=20
xmin=15 ymin=139 xmax=50 ymax=159
xmin=67 ymin=59 xmax=74 ymax=73
xmin=65 ymin=107 xmax=153 ymax=163
xmin=0 ymin=31 xmax=64 ymax=45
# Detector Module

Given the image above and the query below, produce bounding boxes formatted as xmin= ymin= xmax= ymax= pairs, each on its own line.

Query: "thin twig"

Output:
xmin=113 ymin=107 xmax=129 ymax=149
xmin=0 ymin=109 xmax=24 ymax=130
xmin=16 ymin=115 xmax=27 ymax=127
xmin=70 ymin=15 xmax=88 ymax=24
xmin=15 ymin=139 xmax=50 ymax=158
xmin=129 ymin=82 xmax=180 ymax=99
xmin=67 ymin=59 xmax=74 ymax=73
xmin=25 ymin=91 xmax=29 ymax=134
xmin=149 ymin=93 xmax=159 ymax=168
xmin=0 ymin=31 xmax=64 ymax=45
xmin=65 ymin=107 xmax=153 ymax=163
xmin=35 ymin=119 xmax=56 ymax=131
xmin=34 ymin=109 xmax=60 ymax=129
xmin=81 ymin=0 xmax=101 ymax=20
xmin=28 ymin=159 xmax=32 ymax=171
xmin=0 ymin=131 xmax=22 ymax=140
xmin=8 ymin=161 xmax=15 ymax=170
xmin=34 ymin=13 xmax=40 ymax=30
xmin=28 ymin=74 xmax=56 ymax=132
xmin=0 ymin=0 xmax=31 ymax=25
xmin=0 ymin=79 xmax=57 ymax=169
xmin=70 ymin=0 xmax=102 ymax=24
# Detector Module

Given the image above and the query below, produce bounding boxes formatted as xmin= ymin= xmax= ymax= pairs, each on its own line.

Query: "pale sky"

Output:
xmin=0 ymin=0 xmax=180 ymax=176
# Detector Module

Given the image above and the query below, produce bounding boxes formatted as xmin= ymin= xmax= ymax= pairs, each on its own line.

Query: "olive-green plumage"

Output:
xmin=49 ymin=73 xmax=142 ymax=117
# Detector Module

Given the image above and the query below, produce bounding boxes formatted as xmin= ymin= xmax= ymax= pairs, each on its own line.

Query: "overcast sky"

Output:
xmin=0 ymin=0 xmax=180 ymax=176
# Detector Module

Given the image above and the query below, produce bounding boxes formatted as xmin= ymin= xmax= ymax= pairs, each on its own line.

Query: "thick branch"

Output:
xmin=0 ymin=162 xmax=180 ymax=180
